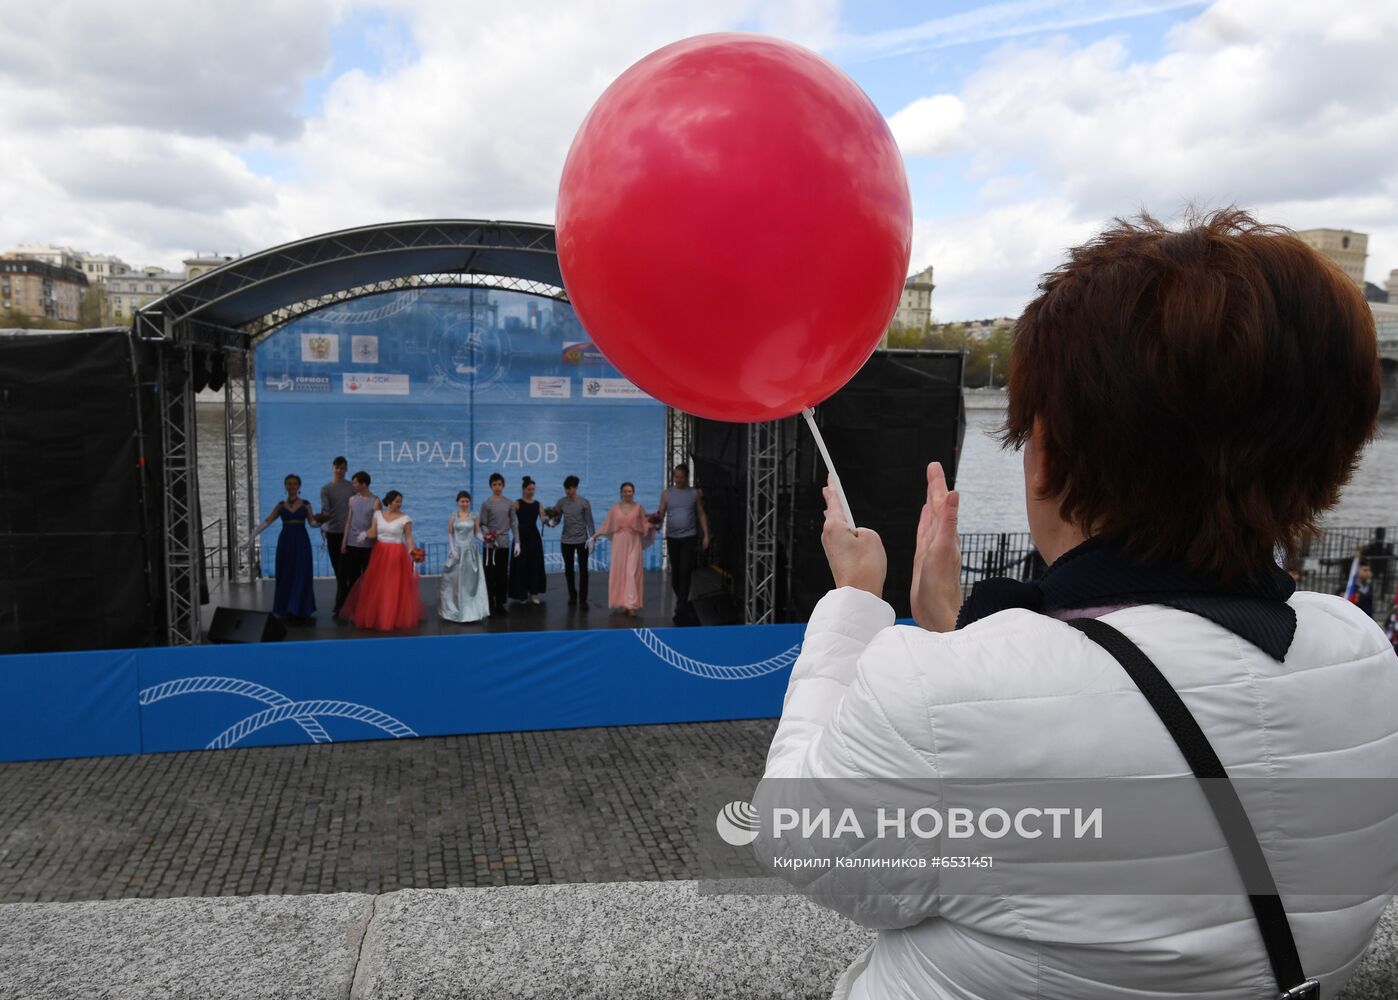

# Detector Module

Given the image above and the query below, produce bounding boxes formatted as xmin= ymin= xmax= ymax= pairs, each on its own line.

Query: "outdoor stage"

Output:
xmin=1 ymin=221 xmax=939 ymax=768
xmin=1 ymin=564 xmax=803 ymax=765
xmin=203 ymin=569 xmax=681 ymax=641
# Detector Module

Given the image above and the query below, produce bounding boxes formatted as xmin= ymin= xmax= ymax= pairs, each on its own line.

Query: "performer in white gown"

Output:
xmin=439 ymin=491 xmax=490 ymax=623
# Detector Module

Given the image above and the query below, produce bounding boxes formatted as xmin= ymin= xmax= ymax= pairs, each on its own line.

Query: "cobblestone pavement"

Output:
xmin=0 ymin=720 xmax=777 ymax=903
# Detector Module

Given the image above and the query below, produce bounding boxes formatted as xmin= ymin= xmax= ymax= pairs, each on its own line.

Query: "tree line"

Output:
xmin=885 ymin=320 xmax=1014 ymax=388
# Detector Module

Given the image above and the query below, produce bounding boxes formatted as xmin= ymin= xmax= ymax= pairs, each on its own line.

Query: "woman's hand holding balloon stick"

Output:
xmin=819 ymin=476 xmax=885 ymax=597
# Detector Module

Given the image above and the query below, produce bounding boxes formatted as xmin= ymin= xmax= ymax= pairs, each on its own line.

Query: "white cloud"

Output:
xmin=0 ymin=0 xmax=844 ymax=269
xmin=4 ymin=0 xmax=1397 ymax=320
xmin=0 ymin=1 xmax=336 ymax=266
xmin=269 ymin=0 xmax=845 ymax=238
xmin=888 ymin=95 xmax=968 ymax=157
xmin=912 ymin=196 xmax=1099 ymax=321
xmin=899 ymin=0 xmax=1398 ymax=318
xmin=41 ymin=130 xmax=274 ymax=213
xmin=0 ymin=1 xmax=335 ymax=141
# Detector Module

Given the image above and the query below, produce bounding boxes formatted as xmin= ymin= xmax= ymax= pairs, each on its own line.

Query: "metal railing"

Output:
xmin=959 ymin=532 xmax=1044 ymax=588
xmin=202 ymin=517 xmax=225 ymax=580
xmin=1297 ymin=526 xmax=1398 ymax=609
xmin=959 ymin=527 xmax=1398 ymax=620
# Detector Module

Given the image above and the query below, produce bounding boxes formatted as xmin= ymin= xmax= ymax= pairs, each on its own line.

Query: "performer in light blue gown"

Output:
xmin=439 ymin=491 xmax=490 ymax=623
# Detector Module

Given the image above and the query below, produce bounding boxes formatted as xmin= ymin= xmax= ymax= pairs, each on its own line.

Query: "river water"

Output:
xmin=196 ymin=405 xmax=1396 ymax=539
xmin=952 ymin=408 xmax=1397 ymax=534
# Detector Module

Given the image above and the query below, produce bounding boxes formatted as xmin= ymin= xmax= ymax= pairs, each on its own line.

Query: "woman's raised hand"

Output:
xmin=911 ymin=461 xmax=963 ymax=632
xmin=821 ymin=477 xmax=885 ymax=597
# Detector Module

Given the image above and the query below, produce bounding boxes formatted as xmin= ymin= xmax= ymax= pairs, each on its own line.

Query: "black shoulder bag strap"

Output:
xmin=1067 ymin=616 xmax=1319 ymax=1000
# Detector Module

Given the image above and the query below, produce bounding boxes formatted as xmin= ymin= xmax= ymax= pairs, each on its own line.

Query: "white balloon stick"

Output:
xmin=801 ymin=407 xmax=857 ymax=534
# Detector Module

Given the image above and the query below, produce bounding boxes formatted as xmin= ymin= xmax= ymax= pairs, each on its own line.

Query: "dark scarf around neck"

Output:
xmin=955 ymin=537 xmax=1297 ymax=661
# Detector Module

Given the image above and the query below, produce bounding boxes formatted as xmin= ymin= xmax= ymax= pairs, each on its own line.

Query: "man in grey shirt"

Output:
xmin=319 ymin=456 xmax=355 ymax=614
xmin=478 ymin=472 xmax=518 ymax=616
xmin=655 ymin=463 xmax=710 ymax=625
xmin=551 ymin=475 xmax=596 ymax=606
xmin=337 ymin=471 xmax=379 ymax=619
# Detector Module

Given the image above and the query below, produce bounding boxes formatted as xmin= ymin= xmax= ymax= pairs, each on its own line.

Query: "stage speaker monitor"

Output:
xmin=208 ymin=607 xmax=287 ymax=644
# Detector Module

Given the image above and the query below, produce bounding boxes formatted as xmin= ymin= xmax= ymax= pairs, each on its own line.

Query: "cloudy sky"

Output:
xmin=1 ymin=0 xmax=1394 ymax=320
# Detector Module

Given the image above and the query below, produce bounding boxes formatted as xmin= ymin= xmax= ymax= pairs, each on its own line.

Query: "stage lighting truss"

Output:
xmin=225 ymin=349 xmax=258 ymax=584
xmin=666 ymin=408 xmax=693 ymax=476
xmin=745 ymin=420 xmax=781 ymax=625
xmin=139 ymin=220 xmax=562 ymax=332
xmin=158 ymin=342 xmax=203 ymax=645
xmin=244 ymin=272 xmax=567 ymax=343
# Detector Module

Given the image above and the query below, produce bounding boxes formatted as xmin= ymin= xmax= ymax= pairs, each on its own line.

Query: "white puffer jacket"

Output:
xmin=763 ymin=587 xmax=1398 ymax=999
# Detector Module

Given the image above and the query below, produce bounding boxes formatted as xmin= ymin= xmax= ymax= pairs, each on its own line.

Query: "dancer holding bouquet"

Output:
xmin=479 ymin=472 xmax=518 ymax=616
xmin=339 ymin=490 xmax=424 ymax=631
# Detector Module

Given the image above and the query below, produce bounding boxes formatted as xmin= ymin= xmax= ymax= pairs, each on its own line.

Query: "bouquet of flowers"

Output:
xmin=542 ymin=506 xmax=562 ymax=528
xmin=410 ymin=547 xmax=426 ymax=564
xmin=484 ymin=529 xmax=499 ymax=545
xmin=646 ymin=512 xmax=663 ymax=527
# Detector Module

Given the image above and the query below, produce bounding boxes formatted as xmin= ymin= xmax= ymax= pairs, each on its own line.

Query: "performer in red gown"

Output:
xmin=339 ymin=490 xmax=425 ymax=631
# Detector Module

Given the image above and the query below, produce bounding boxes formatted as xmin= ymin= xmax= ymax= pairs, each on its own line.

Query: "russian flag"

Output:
xmin=1344 ymin=553 xmax=1361 ymax=603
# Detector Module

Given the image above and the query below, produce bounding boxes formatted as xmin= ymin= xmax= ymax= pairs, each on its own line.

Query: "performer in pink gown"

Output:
xmin=589 ymin=481 xmax=655 ymax=616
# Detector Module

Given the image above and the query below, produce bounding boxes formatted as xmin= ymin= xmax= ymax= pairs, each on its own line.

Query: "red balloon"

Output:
xmin=556 ymin=33 xmax=912 ymax=422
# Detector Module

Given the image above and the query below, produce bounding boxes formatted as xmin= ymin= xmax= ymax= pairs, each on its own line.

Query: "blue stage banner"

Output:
xmin=254 ymin=287 xmax=666 ymax=573
xmin=0 ymin=624 xmax=802 ymax=762
xmin=0 ymin=649 xmax=141 ymax=762
xmin=132 ymin=624 xmax=801 ymax=756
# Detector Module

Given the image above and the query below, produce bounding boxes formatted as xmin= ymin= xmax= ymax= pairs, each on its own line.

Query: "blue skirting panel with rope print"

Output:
xmin=0 ymin=623 xmax=805 ymax=762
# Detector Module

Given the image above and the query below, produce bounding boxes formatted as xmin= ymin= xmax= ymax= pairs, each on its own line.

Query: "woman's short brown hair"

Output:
xmin=1003 ymin=209 xmax=1380 ymax=580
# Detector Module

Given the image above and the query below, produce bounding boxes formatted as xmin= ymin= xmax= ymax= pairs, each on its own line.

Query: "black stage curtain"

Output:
xmin=693 ymin=350 xmax=965 ymax=623
xmin=0 ymin=331 xmax=164 ymax=652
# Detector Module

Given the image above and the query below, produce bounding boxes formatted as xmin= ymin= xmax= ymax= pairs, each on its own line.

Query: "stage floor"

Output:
xmin=201 ymin=570 xmax=683 ymax=642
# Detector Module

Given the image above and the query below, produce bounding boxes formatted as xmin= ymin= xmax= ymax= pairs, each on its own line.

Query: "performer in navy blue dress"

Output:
xmin=249 ymin=474 xmax=319 ymax=620
xmin=508 ymin=476 xmax=548 ymax=604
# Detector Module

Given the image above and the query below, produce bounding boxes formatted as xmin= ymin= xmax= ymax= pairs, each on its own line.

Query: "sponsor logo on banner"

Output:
xmin=561 ymin=341 xmax=607 ymax=365
xmin=583 ymin=377 xmax=648 ymax=399
xmin=265 ymin=373 xmax=332 ymax=393
xmin=301 ymin=333 xmax=339 ymax=363
xmin=343 ymin=373 xmax=410 ymax=396
xmin=351 ymin=335 xmax=379 ymax=364
xmin=530 ymin=376 xmax=572 ymax=399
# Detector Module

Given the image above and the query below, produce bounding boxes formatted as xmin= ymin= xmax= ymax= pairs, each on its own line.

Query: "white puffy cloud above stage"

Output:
xmin=1 ymin=0 xmax=1396 ymax=321
xmin=0 ymin=0 xmax=838 ymax=273
xmin=275 ymin=0 xmax=840 ymax=234
xmin=887 ymin=0 xmax=1398 ymax=317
